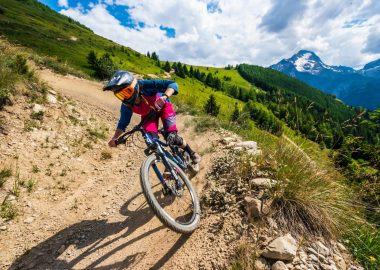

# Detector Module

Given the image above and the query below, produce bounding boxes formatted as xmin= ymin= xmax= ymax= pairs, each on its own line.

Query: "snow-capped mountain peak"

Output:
xmin=293 ymin=51 xmax=318 ymax=73
xmin=270 ymin=51 xmax=380 ymax=110
xmin=272 ymin=50 xmax=356 ymax=76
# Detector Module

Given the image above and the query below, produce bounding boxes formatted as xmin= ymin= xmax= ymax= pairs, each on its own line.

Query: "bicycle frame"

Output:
xmin=139 ymin=128 xmax=185 ymax=195
xmin=116 ymin=109 xmax=190 ymax=195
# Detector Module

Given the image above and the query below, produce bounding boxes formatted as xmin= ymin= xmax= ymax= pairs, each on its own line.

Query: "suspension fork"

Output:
xmin=155 ymin=145 xmax=183 ymax=190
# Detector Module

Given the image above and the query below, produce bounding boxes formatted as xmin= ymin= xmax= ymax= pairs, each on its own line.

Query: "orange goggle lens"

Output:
xmin=114 ymin=85 xmax=134 ymax=101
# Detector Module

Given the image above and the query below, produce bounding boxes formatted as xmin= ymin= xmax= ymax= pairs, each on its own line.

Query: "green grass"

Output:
xmin=24 ymin=119 xmax=40 ymax=131
xmin=25 ymin=177 xmax=36 ymax=192
xmin=345 ymin=226 xmax=380 ymax=270
xmin=30 ymin=110 xmax=44 ymax=120
xmin=0 ymin=168 xmax=12 ymax=188
xmin=0 ymin=201 xmax=18 ymax=220
xmin=87 ymin=125 xmax=108 ymax=142
xmin=0 ymin=0 xmax=162 ymax=77
xmin=194 ymin=65 xmax=252 ymax=90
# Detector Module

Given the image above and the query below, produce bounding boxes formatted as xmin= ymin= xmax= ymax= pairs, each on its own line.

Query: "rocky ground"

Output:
xmin=0 ymin=68 xmax=364 ymax=270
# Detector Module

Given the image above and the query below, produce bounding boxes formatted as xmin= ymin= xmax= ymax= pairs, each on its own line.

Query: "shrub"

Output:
xmin=0 ymin=168 xmax=12 ymax=188
xmin=31 ymin=165 xmax=40 ymax=173
xmin=26 ymin=178 xmax=36 ymax=192
xmin=0 ymin=202 xmax=18 ymax=220
xmin=9 ymin=54 xmax=28 ymax=75
xmin=24 ymin=119 xmax=40 ymax=131
xmin=100 ymin=150 xmax=112 ymax=160
xmin=30 ymin=110 xmax=44 ymax=120
xmin=86 ymin=52 xmax=118 ymax=79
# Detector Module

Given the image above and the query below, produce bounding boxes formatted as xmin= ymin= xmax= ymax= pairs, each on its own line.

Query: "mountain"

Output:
xmin=360 ymin=59 xmax=380 ymax=79
xmin=271 ymin=50 xmax=380 ymax=110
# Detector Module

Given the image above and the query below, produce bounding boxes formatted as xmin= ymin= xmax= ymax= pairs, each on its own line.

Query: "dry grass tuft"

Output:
xmin=262 ymin=139 xmax=365 ymax=238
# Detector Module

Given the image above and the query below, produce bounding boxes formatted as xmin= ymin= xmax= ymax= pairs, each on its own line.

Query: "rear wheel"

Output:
xmin=140 ymin=154 xmax=201 ymax=234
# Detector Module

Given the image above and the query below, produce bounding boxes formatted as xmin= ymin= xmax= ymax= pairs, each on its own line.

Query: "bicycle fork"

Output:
xmin=153 ymin=153 xmax=183 ymax=195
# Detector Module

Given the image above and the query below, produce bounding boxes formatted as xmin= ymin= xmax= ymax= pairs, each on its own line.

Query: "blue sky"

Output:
xmin=38 ymin=0 xmax=380 ymax=68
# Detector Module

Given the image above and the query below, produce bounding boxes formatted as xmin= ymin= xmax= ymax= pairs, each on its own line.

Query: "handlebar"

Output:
xmin=115 ymin=109 xmax=157 ymax=145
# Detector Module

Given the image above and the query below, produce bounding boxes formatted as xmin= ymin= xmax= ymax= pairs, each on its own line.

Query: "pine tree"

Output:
xmin=164 ymin=61 xmax=171 ymax=72
xmin=215 ymin=78 xmax=222 ymax=90
xmin=176 ymin=62 xmax=186 ymax=78
xmin=147 ymin=51 xmax=151 ymax=58
xmin=205 ymin=73 xmax=214 ymax=87
xmin=189 ymin=66 xmax=194 ymax=77
xmin=151 ymin=52 xmax=159 ymax=61
xmin=204 ymin=94 xmax=220 ymax=116
xmin=87 ymin=50 xmax=98 ymax=68
xmin=183 ymin=64 xmax=189 ymax=76
xmin=231 ymin=103 xmax=240 ymax=122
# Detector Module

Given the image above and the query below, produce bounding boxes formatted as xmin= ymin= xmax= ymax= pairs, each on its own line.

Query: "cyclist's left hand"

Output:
xmin=154 ymin=96 xmax=167 ymax=110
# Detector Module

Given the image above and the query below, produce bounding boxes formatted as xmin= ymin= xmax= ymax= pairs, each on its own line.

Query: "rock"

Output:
xmin=235 ymin=141 xmax=258 ymax=150
xmin=272 ymin=261 xmax=288 ymax=270
xmin=33 ymin=104 xmax=45 ymax=113
xmin=0 ymin=225 xmax=7 ymax=231
xmin=348 ymin=266 xmax=363 ymax=270
xmin=244 ymin=196 xmax=262 ymax=219
xmin=57 ymin=245 xmax=65 ymax=254
xmin=333 ymin=254 xmax=346 ymax=270
xmin=247 ymin=148 xmax=262 ymax=156
xmin=255 ymin=257 xmax=270 ymax=270
xmin=6 ymin=195 xmax=16 ymax=202
xmin=221 ymin=137 xmax=236 ymax=145
xmin=313 ymin=241 xmax=330 ymax=256
xmin=321 ymin=263 xmax=332 ymax=270
xmin=250 ymin=178 xmax=277 ymax=188
xmin=262 ymin=233 xmax=298 ymax=261
xmin=47 ymin=94 xmax=57 ymax=104
xmin=24 ymin=217 xmax=34 ymax=224
xmin=336 ymin=243 xmax=346 ymax=252
xmin=309 ymin=254 xmax=319 ymax=262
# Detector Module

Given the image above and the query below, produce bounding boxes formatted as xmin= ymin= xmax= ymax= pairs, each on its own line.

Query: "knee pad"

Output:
xmin=166 ymin=132 xmax=183 ymax=146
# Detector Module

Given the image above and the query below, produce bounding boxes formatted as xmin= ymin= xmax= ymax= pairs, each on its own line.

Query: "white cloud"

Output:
xmin=58 ymin=0 xmax=68 ymax=8
xmin=60 ymin=0 xmax=380 ymax=68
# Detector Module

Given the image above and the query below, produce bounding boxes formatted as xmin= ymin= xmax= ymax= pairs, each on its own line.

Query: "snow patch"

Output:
xmin=294 ymin=53 xmax=317 ymax=73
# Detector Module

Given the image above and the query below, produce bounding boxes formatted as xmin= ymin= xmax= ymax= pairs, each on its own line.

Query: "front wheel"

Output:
xmin=140 ymin=154 xmax=201 ymax=234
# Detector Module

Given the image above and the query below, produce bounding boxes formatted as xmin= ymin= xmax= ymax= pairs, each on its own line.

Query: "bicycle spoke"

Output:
xmin=147 ymin=159 xmax=195 ymax=225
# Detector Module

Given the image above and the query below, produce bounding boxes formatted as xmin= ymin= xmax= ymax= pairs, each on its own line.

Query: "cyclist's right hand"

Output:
xmin=108 ymin=138 xmax=118 ymax=147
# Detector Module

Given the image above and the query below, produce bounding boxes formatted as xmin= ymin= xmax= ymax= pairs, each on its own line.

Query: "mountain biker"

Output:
xmin=104 ymin=70 xmax=201 ymax=164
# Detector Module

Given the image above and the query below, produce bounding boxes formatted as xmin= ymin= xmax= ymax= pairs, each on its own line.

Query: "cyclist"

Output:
xmin=104 ymin=70 xmax=201 ymax=164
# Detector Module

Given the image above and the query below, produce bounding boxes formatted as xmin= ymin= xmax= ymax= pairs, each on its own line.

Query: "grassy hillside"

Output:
xmin=0 ymin=0 xmax=161 ymax=75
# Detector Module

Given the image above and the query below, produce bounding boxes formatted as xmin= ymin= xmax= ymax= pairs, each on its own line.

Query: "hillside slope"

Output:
xmin=1 ymin=66 xmax=246 ymax=269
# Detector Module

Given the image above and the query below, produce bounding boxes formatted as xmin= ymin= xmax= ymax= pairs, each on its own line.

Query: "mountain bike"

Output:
xmin=116 ymin=110 xmax=201 ymax=234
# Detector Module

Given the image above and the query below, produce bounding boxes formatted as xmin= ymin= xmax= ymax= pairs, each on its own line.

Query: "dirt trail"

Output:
xmin=0 ymin=70 xmax=232 ymax=270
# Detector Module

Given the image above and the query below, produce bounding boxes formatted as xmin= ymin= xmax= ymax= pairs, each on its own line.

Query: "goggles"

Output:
xmin=113 ymin=78 xmax=137 ymax=102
